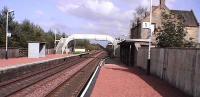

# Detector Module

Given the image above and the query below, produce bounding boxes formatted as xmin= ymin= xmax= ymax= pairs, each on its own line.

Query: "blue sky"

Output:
xmin=0 ymin=0 xmax=199 ymax=39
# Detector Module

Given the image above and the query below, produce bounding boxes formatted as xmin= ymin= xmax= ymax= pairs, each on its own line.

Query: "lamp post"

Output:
xmin=5 ymin=10 xmax=14 ymax=59
xmin=54 ymin=30 xmax=57 ymax=49
xmin=54 ymin=29 xmax=57 ymax=54
xmin=147 ymin=0 xmax=153 ymax=75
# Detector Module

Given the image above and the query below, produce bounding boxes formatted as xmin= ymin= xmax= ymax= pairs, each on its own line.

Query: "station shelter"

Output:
xmin=118 ymin=39 xmax=150 ymax=67
xmin=28 ymin=42 xmax=46 ymax=58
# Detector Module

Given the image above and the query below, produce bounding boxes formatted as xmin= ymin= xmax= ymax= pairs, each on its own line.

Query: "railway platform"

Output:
xmin=0 ymin=54 xmax=71 ymax=70
xmin=0 ymin=51 xmax=105 ymax=97
xmin=91 ymin=58 xmax=190 ymax=97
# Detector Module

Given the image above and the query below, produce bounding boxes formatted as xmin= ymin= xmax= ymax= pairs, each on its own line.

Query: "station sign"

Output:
xmin=142 ymin=22 xmax=151 ymax=29
xmin=150 ymin=25 xmax=155 ymax=32
xmin=142 ymin=22 xmax=155 ymax=32
xmin=7 ymin=33 xmax=11 ymax=37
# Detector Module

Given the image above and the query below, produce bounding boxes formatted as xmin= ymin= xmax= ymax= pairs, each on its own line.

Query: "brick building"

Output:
xmin=130 ymin=0 xmax=199 ymax=44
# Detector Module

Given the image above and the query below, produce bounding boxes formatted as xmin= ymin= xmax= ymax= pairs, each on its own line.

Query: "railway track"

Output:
xmin=0 ymin=51 xmax=107 ymax=97
xmin=47 ymin=51 xmax=107 ymax=97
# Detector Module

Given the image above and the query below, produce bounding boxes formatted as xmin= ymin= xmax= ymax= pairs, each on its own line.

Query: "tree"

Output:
xmin=156 ymin=11 xmax=187 ymax=47
xmin=75 ymin=39 xmax=90 ymax=48
xmin=130 ymin=6 xmax=148 ymax=38
xmin=43 ymin=30 xmax=55 ymax=48
xmin=17 ymin=20 xmax=45 ymax=47
xmin=9 ymin=21 xmax=21 ymax=47
xmin=0 ymin=7 xmax=15 ymax=47
xmin=134 ymin=6 xmax=148 ymax=21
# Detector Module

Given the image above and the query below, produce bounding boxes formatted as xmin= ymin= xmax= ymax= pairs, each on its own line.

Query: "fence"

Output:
xmin=0 ymin=48 xmax=55 ymax=59
xmin=0 ymin=48 xmax=20 ymax=58
xmin=136 ymin=48 xmax=200 ymax=97
xmin=45 ymin=49 xmax=55 ymax=55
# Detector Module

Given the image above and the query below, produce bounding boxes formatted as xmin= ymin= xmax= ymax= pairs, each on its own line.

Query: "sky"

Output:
xmin=0 ymin=0 xmax=200 ymax=39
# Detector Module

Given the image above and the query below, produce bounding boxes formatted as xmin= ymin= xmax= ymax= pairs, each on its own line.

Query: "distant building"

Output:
xmin=74 ymin=48 xmax=86 ymax=52
xmin=130 ymin=0 xmax=199 ymax=44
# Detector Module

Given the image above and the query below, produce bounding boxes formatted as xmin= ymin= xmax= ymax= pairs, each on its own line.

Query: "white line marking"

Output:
xmin=80 ymin=60 xmax=104 ymax=97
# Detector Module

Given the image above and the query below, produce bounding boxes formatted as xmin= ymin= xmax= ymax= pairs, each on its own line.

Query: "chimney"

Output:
xmin=160 ymin=0 xmax=166 ymax=8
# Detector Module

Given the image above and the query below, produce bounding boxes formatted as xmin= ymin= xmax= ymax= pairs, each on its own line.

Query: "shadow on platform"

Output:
xmin=104 ymin=58 xmax=191 ymax=97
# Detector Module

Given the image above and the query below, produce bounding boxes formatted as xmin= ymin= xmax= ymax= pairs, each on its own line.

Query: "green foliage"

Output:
xmin=0 ymin=7 xmax=15 ymax=46
xmin=16 ymin=20 xmax=45 ymax=47
xmin=72 ymin=39 xmax=103 ymax=51
xmin=86 ymin=44 xmax=102 ymax=51
xmin=44 ymin=30 xmax=56 ymax=48
xmin=75 ymin=39 xmax=90 ymax=48
xmin=156 ymin=11 xmax=187 ymax=47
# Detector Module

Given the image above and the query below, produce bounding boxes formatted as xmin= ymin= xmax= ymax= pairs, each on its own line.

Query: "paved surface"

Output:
xmin=0 ymin=54 xmax=70 ymax=68
xmin=91 ymin=58 xmax=190 ymax=97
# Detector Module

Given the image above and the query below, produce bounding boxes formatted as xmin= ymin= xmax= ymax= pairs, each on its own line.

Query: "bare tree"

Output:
xmin=130 ymin=6 xmax=148 ymax=38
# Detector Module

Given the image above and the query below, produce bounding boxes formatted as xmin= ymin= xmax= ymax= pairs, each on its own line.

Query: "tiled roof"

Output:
xmin=144 ymin=6 xmax=199 ymax=27
xmin=171 ymin=10 xmax=199 ymax=27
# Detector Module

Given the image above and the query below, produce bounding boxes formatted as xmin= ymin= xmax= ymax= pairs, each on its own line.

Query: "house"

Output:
xmin=130 ymin=0 xmax=199 ymax=44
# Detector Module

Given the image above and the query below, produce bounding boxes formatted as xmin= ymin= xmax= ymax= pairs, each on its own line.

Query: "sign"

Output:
xmin=143 ymin=22 xmax=155 ymax=32
xmin=142 ymin=22 xmax=150 ymax=29
xmin=150 ymin=25 xmax=155 ymax=32
xmin=7 ymin=33 xmax=11 ymax=37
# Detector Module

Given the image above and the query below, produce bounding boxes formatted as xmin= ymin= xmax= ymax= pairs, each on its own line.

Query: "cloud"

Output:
xmin=56 ymin=0 xmax=177 ymax=37
xmin=56 ymin=0 xmax=134 ymax=37
xmin=57 ymin=0 xmax=121 ymax=21
xmin=79 ymin=19 xmax=131 ymax=38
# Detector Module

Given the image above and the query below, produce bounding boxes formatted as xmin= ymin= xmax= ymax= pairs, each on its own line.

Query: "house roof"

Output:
xmin=171 ymin=10 xmax=199 ymax=27
xmin=144 ymin=6 xmax=199 ymax=27
xmin=133 ymin=4 xmax=199 ymax=29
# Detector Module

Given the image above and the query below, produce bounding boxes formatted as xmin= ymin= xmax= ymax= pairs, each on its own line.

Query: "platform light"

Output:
xmin=147 ymin=0 xmax=153 ymax=75
xmin=5 ymin=9 xmax=14 ymax=59
xmin=54 ymin=29 xmax=57 ymax=50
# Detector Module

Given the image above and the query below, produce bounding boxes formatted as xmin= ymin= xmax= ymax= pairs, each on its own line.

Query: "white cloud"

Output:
xmin=55 ymin=0 xmax=177 ymax=37
xmin=57 ymin=0 xmax=122 ymax=21
xmin=56 ymin=0 xmax=134 ymax=37
xmin=86 ymin=0 xmax=118 ymax=15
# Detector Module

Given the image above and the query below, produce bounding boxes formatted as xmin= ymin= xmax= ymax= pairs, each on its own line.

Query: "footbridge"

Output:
xmin=56 ymin=34 xmax=120 ymax=56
